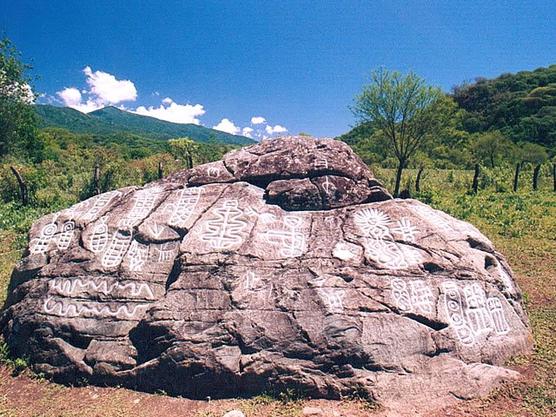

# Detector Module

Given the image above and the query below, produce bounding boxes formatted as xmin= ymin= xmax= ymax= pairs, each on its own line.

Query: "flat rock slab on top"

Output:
xmin=0 ymin=136 xmax=532 ymax=414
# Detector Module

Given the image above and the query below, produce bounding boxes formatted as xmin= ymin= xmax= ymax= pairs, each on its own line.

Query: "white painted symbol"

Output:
xmin=119 ymin=188 xmax=161 ymax=228
xmin=31 ymin=219 xmax=58 ymax=254
xmin=148 ymin=223 xmax=164 ymax=237
xmin=443 ymin=281 xmax=475 ymax=345
xmin=168 ymin=188 xmax=201 ymax=227
xmin=49 ymin=278 xmax=155 ymax=299
xmin=392 ymin=279 xmax=434 ymax=314
xmin=322 ymin=177 xmax=336 ymax=195
xmin=201 ymin=200 xmax=248 ymax=250
xmin=90 ymin=217 xmax=109 ymax=253
xmin=259 ymin=212 xmax=276 ymax=223
xmin=56 ymin=220 xmax=75 ymax=250
xmin=392 ymin=218 xmax=418 ymax=242
xmin=82 ymin=191 xmax=120 ymax=221
xmin=43 ymin=297 xmax=149 ymax=319
xmin=264 ymin=216 xmax=307 ymax=258
xmin=156 ymin=242 xmax=178 ymax=262
xmin=127 ymin=240 xmax=149 ymax=272
xmin=102 ymin=230 xmax=132 ymax=268
xmin=208 ymin=167 xmax=220 ymax=177
xmin=487 ymin=297 xmax=510 ymax=334
xmin=443 ymin=282 xmax=511 ymax=345
xmin=354 ymin=208 xmax=421 ymax=269
xmin=318 ymin=287 xmax=345 ymax=313
xmin=314 ymin=158 xmax=329 ymax=170
xmin=463 ymin=283 xmax=495 ymax=335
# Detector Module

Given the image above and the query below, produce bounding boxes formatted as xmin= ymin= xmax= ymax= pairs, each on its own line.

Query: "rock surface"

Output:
xmin=1 ymin=136 xmax=532 ymax=413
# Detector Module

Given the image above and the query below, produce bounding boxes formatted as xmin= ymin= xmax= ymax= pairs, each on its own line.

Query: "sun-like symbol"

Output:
xmin=353 ymin=208 xmax=391 ymax=238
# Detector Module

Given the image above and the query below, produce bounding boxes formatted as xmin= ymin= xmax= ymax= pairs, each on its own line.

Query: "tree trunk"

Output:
xmin=415 ymin=167 xmax=424 ymax=192
xmin=533 ymin=164 xmax=541 ymax=191
xmin=158 ymin=161 xmax=164 ymax=179
xmin=513 ymin=163 xmax=521 ymax=192
xmin=10 ymin=166 xmax=28 ymax=206
xmin=187 ymin=153 xmax=193 ymax=170
xmin=93 ymin=163 xmax=101 ymax=195
xmin=393 ymin=162 xmax=404 ymax=197
xmin=472 ymin=164 xmax=480 ymax=194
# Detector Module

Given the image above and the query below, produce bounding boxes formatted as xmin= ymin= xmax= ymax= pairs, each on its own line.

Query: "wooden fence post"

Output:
xmin=513 ymin=163 xmax=520 ymax=192
xmin=158 ymin=161 xmax=164 ymax=179
xmin=553 ymin=163 xmax=556 ymax=192
xmin=533 ymin=164 xmax=541 ymax=191
xmin=472 ymin=164 xmax=480 ymax=194
xmin=93 ymin=163 xmax=101 ymax=195
xmin=415 ymin=167 xmax=424 ymax=193
xmin=9 ymin=166 xmax=28 ymax=206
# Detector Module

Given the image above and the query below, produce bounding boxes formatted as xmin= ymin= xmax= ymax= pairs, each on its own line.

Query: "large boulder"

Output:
xmin=1 ymin=136 xmax=531 ymax=413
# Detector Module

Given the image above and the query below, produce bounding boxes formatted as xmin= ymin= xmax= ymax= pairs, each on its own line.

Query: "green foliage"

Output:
xmin=453 ymin=64 xmax=556 ymax=148
xmin=0 ymin=37 xmax=44 ymax=161
xmin=351 ymin=69 xmax=454 ymax=195
xmin=470 ymin=130 xmax=516 ymax=167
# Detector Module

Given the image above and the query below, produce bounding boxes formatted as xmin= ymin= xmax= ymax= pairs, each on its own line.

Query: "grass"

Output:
xmin=0 ymin=167 xmax=555 ymax=416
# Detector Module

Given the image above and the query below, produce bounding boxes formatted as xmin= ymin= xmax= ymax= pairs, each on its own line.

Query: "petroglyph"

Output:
xmin=56 ymin=220 xmax=75 ymax=250
xmin=392 ymin=218 xmax=418 ymax=242
xmin=322 ymin=177 xmax=336 ymax=195
xmin=201 ymin=200 xmax=249 ymax=250
xmin=30 ymin=219 xmax=58 ymax=254
xmin=241 ymin=271 xmax=273 ymax=308
xmin=90 ymin=217 xmax=110 ymax=253
xmin=43 ymin=296 xmax=149 ymax=319
xmin=391 ymin=279 xmax=434 ymax=314
xmin=127 ymin=241 xmax=149 ymax=272
xmin=443 ymin=282 xmax=510 ymax=345
xmin=354 ymin=208 xmax=421 ymax=269
xmin=168 ymin=188 xmax=201 ymax=227
xmin=102 ymin=230 xmax=132 ymax=268
xmin=314 ymin=158 xmax=329 ymax=170
xmin=48 ymin=278 xmax=155 ymax=299
xmin=208 ymin=166 xmax=220 ymax=177
xmin=119 ymin=188 xmax=161 ymax=228
xmin=318 ymin=287 xmax=345 ymax=313
xmin=264 ymin=216 xmax=307 ymax=258
xmin=156 ymin=242 xmax=178 ymax=262
xmin=82 ymin=191 xmax=121 ymax=221
xmin=443 ymin=281 xmax=475 ymax=345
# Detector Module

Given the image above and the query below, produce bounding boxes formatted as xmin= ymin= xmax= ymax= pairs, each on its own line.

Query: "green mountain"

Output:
xmin=34 ymin=105 xmax=254 ymax=146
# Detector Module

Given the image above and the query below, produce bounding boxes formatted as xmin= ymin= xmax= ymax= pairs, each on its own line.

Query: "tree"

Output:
xmin=168 ymin=137 xmax=198 ymax=169
xmin=470 ymin=131 xmax=515 ymax=168
xmin=0 ymin=37 xmax=43 ymax=161
xmin=352 ymin=69 xmax=450 ymax=196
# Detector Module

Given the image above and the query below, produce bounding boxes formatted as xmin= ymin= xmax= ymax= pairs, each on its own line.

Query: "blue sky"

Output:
xmin=1 ymin=0 xmax=555 ymax=138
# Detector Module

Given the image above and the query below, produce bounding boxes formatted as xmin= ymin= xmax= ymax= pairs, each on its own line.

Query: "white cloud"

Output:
xmin=251 ymin=116 xmax=266 ymax=125
xmin=55 ymin=67 xmax=137 ymax=113
xmin=265 ymin=124 xmax=288 ymax=135
xmin=242 ymin=127 xmax=254 ymax=138
xmin=83 ymin=66 xmax=137 ymax=105
xmin=57 ymin=87 xmax=82 ymax=107
xmin=134 ymin=98 xmax=205 ymax=124
xmin=213 ymin=118 xmax=240 ymax=135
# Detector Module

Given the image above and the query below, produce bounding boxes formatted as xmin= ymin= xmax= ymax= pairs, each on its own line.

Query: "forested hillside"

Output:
xmin=454 ymin=64 xmax=556 ymax=148
xmin=35 ymin=104 xmax=254 ymax=146
xmin=340 ymin=64 xmax=556 ymax=170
